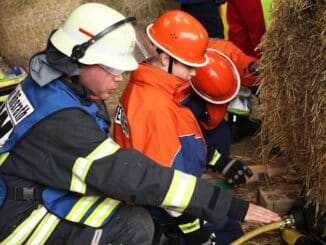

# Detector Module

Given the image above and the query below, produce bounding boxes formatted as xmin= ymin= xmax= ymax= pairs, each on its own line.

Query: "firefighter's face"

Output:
xmin=78 ymin=64 xmax=124 ymax=100
xmin=171 ymin=60 xmax=196 ymax=81
xmin=160 ymin=52 xmax=196 ymax=81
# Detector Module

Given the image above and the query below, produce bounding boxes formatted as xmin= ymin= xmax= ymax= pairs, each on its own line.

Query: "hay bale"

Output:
xmin=0 ymin=0 xmax=83 ymax=67
xmin=93 ymin=0 xmax=167 ymax=28
xmin=0 ymin=0 xmax=168 ymax=67
xmin=258 ymin=0 xmax=326 ymax=213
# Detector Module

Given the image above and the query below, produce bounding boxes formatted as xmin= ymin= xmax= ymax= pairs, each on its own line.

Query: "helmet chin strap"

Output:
xmin=168 ymin=56 xmax=174 ymax=74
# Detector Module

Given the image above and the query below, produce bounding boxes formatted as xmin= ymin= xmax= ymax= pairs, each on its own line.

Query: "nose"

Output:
xmin=113 ymin=74 xmax=123 ymax=82
xmin=189 ymin=68 xmax=196 ymax=77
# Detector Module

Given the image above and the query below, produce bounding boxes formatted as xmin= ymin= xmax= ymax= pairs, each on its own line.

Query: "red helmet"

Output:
xmin=190 ymin=48 xmax=241 ymax=104
xmin=147 ymin=10 xmax=208 ymax=67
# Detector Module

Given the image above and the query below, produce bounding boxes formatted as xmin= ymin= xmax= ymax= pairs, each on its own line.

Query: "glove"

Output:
xmin=207 ymin=148 xmax=253 ymax=186
xmin=176 ymin=216 xmax=211 ymax=245
xmin=248 ymin=61 xmax=259 ymax=77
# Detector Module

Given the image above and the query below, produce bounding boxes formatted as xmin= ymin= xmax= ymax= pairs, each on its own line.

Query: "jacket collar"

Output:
xmin=130 ymin=63 xmax=191 ymax=104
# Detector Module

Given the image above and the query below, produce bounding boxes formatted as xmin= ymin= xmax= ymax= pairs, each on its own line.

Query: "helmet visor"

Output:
xmin=70 ymin=16 xmax=157 ymax=65
xmin=99 ymin=64 xmax=125 ymax=75
xmin=130 ymin=21 xmax=158 ymax=62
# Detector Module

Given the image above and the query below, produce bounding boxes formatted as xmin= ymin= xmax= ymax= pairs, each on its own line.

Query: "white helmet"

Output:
xmin=50 ymin=3 xmax=156 ymax=71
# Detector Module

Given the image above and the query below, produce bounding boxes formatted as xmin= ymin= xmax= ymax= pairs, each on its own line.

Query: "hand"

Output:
xmin=222 ymin=159 xmax=253 ymax=186
xmin=208 ymin=149 xmax=253 ymax=186
xmin=245 ymin=203 xmax=281 ymax=223
xmin=176 ymin=216 xmax=211 ymax=244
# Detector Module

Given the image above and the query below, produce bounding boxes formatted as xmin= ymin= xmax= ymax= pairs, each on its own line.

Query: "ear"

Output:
xmin=159 ymin=52 xmax=170 ymax=67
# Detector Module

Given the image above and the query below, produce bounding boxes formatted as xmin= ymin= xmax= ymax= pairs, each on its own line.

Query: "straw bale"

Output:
xmin=0 ymin=0 xmax=83 ymax=67
xmin=258 ymin=0 xmax=326 ymax=213
xmin=0 ymin=0 xmax=168 ymax=67
xmin=90 ymin=0 xmax=167 ymax=28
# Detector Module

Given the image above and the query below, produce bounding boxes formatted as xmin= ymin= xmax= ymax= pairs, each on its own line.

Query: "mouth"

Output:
xmin=109 ymin=88 xmax=117 ymax=92
xmin=106 ymin=89 xmax=117 ymax=96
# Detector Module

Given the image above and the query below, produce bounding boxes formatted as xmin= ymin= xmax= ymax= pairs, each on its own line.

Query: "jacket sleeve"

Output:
xmin=2 ymin=108 xmax=248 ymax=224
xmin=87 ymin=146 xmax=248 ymax=223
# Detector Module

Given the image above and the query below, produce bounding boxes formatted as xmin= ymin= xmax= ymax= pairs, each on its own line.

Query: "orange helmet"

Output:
xmin=190 ymin=48 xmax=241 ymax=104
xmin=147 ymin=10 xmax=208 ymax=67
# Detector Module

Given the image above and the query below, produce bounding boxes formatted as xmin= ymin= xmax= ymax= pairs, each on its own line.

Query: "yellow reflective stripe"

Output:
xmin=70 ymin=138 xmax=120 ymax=193
xmin=71 ymin=157 xmax=92 ymax=194
xmin=261 ymin=0 xmax=272 ymax=27
xmin=87 ymin=138 xmax=120 ymax=160
xmin=0 ymin=95 xmax=8 ymax=102
xmin=0 ymin=152 xmax=9 ymax=166
xmin=219 ymin=2 xmax=229 ymax=40
xmin=0 ymin=205 xmax=48 ymax=245
xmin=227 ymin=107 xmax=250 ymax=116
xmin=0 ymin=79 xmax=21 ymax=87
xmin=178 ymin=218 xmax=201 ymax=234
xmin=25 ymin=213 xmax=60 ymax=245
xmin=161 ymin=170 xmax=197 ymax=213
xmin=208 ymin=149 xmax=221 ymax=167
xmin=66 ymin=196 xmax=100 ymax=222
xmin=84 ymin=198 xmax=121 ymax=227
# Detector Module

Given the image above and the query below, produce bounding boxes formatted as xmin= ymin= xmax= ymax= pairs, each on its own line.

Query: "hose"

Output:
xmin=281 ymin=228 xmax=305 ymax=245
xmin=230 ymin=219 xmax=290 ymax=245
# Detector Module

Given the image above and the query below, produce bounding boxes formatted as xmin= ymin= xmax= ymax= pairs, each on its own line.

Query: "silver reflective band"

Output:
xmin=222 ymin=159 xmax=237 ymax=176
xmin=99 ymin=64 xmax=125 ymax=75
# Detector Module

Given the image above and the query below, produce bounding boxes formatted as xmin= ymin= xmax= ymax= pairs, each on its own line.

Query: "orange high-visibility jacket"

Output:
xmin=114 ymin=64 xmax=206 ymax=176
xmin=201 ymin=39 xmax=257 ymax=130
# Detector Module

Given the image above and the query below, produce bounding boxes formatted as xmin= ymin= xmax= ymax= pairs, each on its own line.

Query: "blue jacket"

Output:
xmin=0 ymin=76 xmax=121 ymax=227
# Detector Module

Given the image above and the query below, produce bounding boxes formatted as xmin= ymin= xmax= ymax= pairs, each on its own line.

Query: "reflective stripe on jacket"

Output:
xmin=0 ymin=77 xmax=121 ymax=229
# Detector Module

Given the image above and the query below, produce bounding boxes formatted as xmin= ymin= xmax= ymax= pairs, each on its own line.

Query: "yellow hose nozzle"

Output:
xmin=230 ymin=216 xmax=296 ymax=245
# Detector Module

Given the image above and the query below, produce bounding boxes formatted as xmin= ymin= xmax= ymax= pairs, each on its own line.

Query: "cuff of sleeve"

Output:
xmin=228 ymin=197 xmax=249 ymax=221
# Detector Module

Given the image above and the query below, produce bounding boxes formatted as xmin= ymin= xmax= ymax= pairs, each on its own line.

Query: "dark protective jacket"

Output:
xmin=0 ymin=76 xmax=248 ymax=243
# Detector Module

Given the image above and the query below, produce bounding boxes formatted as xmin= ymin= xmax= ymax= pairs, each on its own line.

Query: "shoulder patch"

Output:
xmin=0 ymin=85 xmax=34 ymax=145
xmin=114 ymin=104 xmax=130 ymax=139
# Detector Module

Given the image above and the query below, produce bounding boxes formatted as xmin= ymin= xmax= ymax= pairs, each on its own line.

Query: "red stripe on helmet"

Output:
xmin=78 ymin=28 xmax=94 ymax=38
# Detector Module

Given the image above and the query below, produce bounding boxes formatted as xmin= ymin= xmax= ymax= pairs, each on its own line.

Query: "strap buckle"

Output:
xmin=14 ymin=187 xmax=34 ymax=201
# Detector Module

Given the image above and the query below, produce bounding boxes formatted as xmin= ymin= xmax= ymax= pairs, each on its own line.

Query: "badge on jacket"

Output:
xmin=114 ymin=104 xmax=130 ymax=138
xmin=0 ymin=85 xmax=34 ymax=145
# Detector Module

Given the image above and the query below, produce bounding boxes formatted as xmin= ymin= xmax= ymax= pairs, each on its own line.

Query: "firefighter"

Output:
xmin=187 ymin=38 xmax=260 ymax=186
xmin=0 ymin=4 xmax=280 ymax=244
xmin=113 ymin=10 xmax=278 ymax=245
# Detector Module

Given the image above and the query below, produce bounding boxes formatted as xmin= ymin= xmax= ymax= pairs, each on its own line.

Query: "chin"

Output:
xmin=102 ymin=94 xmax=111 ymax=100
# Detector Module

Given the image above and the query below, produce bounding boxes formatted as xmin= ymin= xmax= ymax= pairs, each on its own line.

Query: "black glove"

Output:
xmin=248 ymin=61 xmax=259 ymax=77
xmin=176 ymin=215 xmax=211 ymax=245
xmin=207 ymin=148 xmax=253 ymax=186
